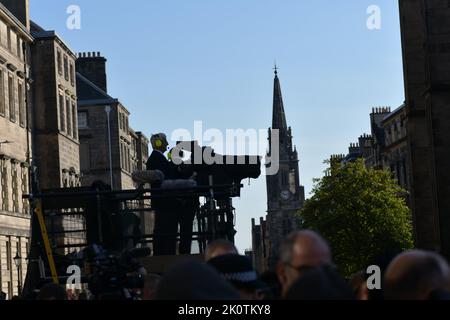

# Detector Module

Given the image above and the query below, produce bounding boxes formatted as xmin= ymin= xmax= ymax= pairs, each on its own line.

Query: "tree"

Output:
xmin=299 ymin=159 xmax=414 ymax=277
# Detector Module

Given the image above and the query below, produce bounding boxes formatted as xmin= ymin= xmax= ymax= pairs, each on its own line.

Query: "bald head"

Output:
xmin=384 ymin=250 xmax=450 ymax=300
xmin=277 ymin=230 xmax=332 ymax=297
xmin=279 ymin=230 xmax=332 ymax=267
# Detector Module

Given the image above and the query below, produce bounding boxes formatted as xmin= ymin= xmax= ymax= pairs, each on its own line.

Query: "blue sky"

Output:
xmin=30 ymin=0 xmax=405 ymax=252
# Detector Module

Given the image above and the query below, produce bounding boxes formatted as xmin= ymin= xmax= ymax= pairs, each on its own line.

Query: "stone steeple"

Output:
xmin=265 ymin=67 xmax=305 ymax=270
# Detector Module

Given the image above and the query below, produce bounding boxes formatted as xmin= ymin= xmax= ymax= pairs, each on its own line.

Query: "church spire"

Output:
xmin=272 ymin=66 xmax=288 ymax=131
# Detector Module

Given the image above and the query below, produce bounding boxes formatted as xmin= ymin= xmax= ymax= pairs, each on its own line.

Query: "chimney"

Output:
xmin=76 ymin=52 xmax=108 ymax=92
xmin=0 ymin=0 xmax=30 ymax=30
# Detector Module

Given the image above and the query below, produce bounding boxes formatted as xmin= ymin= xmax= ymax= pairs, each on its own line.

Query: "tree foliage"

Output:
xmin=299 ymin=159 xmax=414 ymax=277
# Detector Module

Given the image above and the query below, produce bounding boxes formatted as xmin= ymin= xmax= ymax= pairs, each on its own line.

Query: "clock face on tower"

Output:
xmin=280 ymin=190 xmax=290 ymax=201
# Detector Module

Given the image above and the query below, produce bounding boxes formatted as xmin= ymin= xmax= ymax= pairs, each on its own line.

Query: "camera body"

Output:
xmin=174 ymin=141 xmax=262 ymax=197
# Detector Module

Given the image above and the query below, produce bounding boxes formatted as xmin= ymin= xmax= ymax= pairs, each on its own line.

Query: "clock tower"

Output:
xmin=265 ymin=67 xmax=305 ymax=269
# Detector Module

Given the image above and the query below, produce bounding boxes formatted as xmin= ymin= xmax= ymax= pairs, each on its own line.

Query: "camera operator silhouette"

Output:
xmin=146 ymin=133 xmax=197 ymax=256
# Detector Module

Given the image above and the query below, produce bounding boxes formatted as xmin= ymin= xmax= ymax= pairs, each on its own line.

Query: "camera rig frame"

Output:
xmin=21 ymin=180 xmax=243 ymax=295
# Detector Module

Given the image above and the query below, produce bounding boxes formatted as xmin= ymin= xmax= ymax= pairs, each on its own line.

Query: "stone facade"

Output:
xmin=251 ymin=71 xmax=305 ymax=272
xmin=76 ymin=56 xmax=136 ymax=190
xmin=399 ymin=0 xmax=450 ymax=258
xmin=336 ymin=105 xmax=409 ymax=197
xmin=31 ymin=22 xmax=80 ymax=190
xmin=30 ymin=21 xmax=84 ymax=254
xmin=0 ymin=1 xmax=33 ymax=299
xmin=251 ymin=217 xmax=268 ymax=274
xmin=381 ymin=105 xmax=410 ymax=191
xmin=76 ymin=52 xmax=152 ymax=237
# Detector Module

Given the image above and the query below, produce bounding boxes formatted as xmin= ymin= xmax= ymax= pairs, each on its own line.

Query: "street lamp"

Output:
xmin=13 ymin=251 xmax=22 ymax=295
xmin=104 ymin=106 xmax=114 ymax=190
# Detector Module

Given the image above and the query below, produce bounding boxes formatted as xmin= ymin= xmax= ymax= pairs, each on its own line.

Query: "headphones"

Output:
xmin=155 ymin=139 xmax=163 ymax=147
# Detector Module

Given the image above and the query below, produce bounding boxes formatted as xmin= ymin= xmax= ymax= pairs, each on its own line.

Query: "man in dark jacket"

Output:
xmin=146 ymin=133 xmax=179 ymax=256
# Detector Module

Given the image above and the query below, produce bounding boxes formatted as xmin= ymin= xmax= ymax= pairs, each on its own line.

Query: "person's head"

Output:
xmin=156 ymin=260 xmax=240 ymax=300
xmin=37 ymin=283 xmax=67 ymax=301
xmin=285 ymin=265 xmax=355 ymax=300
xmin=349 ymin=271 xmax=369 ymax=300
xmin=151 ymin=133 xmax=169 ymax=152
xmin=276 ymin=230 xmax=332 ymax=297
xmin=205 ymin=239 xmax=238 ymax=262
xmin=208 ymin=254 xmax=268 ymax=300
xmin=384 ymin=250 xmax=450 ymax=300
xmin=142 ymin=273 xmax=162 ymax=300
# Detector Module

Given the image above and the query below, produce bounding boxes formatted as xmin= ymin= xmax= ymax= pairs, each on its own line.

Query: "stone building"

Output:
xmin=76 ymin=52 xmax=152 ymax=235
xmin=251 ymin=217 xmax=268 ymax=274
xmin=30 ymin=21 xmax=85 ymax=254
xmin=0 ymin=0 xmax=33 ymax=299
xmin=30 ymin=21 xmax=80 ymax=190
xmin=336 ymin=105 xmax=409 ymax=192
xmin=76 ymin=52 xmax=136 ymax=190
xmin=381 ymin=104 xmax=409 ymax=191
xmin=399 ymin=0 xmax=450 ymax=258
xmin=251 ymin=69 xmax=305 ymax=272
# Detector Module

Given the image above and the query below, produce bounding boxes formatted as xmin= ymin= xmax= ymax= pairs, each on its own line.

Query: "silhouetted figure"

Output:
xmin=146 ymin=133 xmax=178 ymax=256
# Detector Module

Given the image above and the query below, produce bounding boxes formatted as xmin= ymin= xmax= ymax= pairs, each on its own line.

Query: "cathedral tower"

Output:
xmin=265 ymin=67 xmax=305 ymax=268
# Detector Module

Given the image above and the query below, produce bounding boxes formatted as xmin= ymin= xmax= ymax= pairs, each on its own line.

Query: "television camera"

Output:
xmin=22 ymin=142 xmax=262 ymax=298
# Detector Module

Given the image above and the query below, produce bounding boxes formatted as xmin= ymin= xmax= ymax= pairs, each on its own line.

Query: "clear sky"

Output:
xmin=30 ymin=0 xmax=405 ymax=253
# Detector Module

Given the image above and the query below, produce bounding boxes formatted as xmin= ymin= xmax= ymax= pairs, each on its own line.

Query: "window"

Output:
xmin=72 ymin=102 xmax=77 ymax=138
xmin=8 ymin=75 xmax=15 ymax=122
xmin=7 ymin=27 xmax=11 ymax=50
xmin=120 ymin=143 xmax=124 ymax=168
xmin=18 ymin=81 xmax=25 ymax=127
xmin=11 ymin=163 xmax=18 ymax=213
xmin=16 ymin=34 xmax=21 ymax=59
xmin=70 ymin=63 xmax=75 ymax=86
xmin=57 ymin=49 xmax=62 ymax=75
xmin=63 ymin=55 xmax=69 ymax=80
xmin=1 ymin=159 xmax=8 ymax=211
xmin=59 ymin=94 xmax=65 ymax=132
xmin=78 ymin=111 xmax=88 ymax=129
xmin=6 ymin=237 xmax=11 ymax=271
xmin=0 ymin=69 xmax=4 ymax=116
xmin=21 ymin=166 xmax=28 ymax=214
xmin=66 ymin=98 xmax=71 ymax=137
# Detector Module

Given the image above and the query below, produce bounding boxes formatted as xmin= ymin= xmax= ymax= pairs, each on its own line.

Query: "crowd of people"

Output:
xmin=7 ymin=229 xmax=450 ymax=301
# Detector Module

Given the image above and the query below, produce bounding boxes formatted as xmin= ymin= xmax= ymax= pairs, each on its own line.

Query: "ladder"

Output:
xmin=34 ymin=199 xmax=59 ymax=284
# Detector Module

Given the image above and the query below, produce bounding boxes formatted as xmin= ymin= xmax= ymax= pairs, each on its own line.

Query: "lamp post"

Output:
xmin=104 ymin=106 xmax=114 ymax=190
xmin=13 ymin=251 xmax=22 ymax=295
